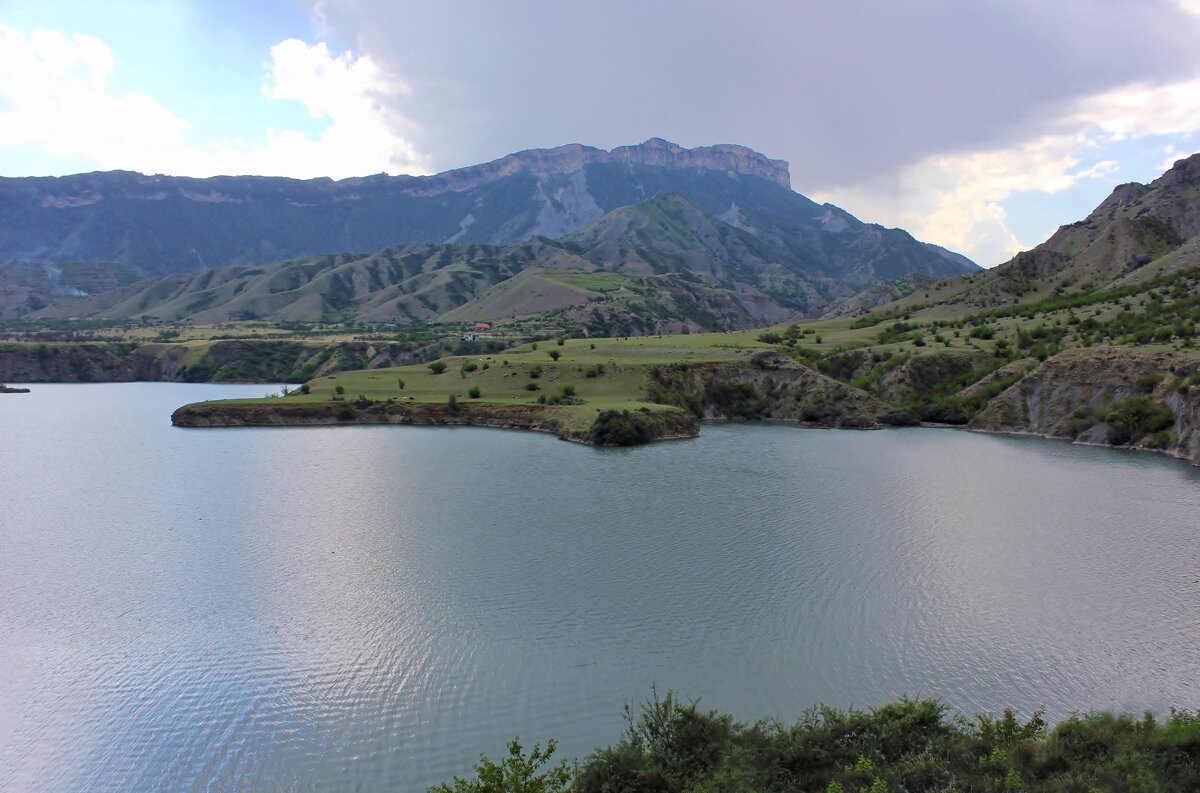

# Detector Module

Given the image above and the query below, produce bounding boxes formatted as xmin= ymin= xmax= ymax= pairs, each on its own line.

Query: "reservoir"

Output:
xmin=3 ymin=383 xmax=1198 ymax=791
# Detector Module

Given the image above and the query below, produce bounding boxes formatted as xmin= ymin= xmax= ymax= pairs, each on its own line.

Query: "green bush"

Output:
xmin=430 ymin=737 xmax=570 ymax=793
xmin=428 ymin=360 xmax=447 ymax=374
xmin=467 ymin=386 xmax=481 ymax=399
xmin=1102 ymin=395 xmax=1174 ymax=445
xmin=589 ymin=409 xmax=655 ymax=445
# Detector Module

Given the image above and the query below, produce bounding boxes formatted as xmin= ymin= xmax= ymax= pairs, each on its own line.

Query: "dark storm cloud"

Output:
xmin=314 ymin=0 xmax=1200 ymax=191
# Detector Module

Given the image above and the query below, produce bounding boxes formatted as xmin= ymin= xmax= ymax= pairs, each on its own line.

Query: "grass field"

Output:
xmin=209 ymin=331 xmax=785 ymax=431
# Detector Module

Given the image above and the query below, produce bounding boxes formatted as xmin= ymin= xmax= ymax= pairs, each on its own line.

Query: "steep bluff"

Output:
xmin=972 ymin=348 xmax=1200 ymax=464
xmin=3 ymin=139 xmax=789 ymax=209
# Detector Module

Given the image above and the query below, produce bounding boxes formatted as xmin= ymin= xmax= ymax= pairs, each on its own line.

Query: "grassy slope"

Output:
xmin=207 ymin=331 xmax=783 ymax=432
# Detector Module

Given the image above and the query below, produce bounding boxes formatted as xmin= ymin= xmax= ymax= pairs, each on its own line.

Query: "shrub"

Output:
xmin=878 ymin=409 xmax=919 ymax=426
xmin=430 ymin=737 xmax=569 ymax=793
xmin=429 ymin=360 xmax=447 ymax=374
xmin=396 ymin=378 xmax=405 ymax=390
xmin=1136 ymin=373 xmax=1163 ymax=393
xmin=1102 ymin=395 xmax=1174 ymax=445
xmin=589 ymin=409 xmax=655 ymax=445
xmin=461 ymin=361 xmax=478 ymax=374
xmin=334 ymin=384 xmax=345 ymax=395
xmin=446 ymin=393 xmax=458 ymax=414
xmin=467 ymin=386 xmax=481 ymax=399
xmin=548 ymin=350 xmax=561 ymax=361
xmin=528 ymin=365 xmax=542 ymax=379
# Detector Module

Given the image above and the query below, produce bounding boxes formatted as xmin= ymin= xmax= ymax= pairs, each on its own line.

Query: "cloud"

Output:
xmin=307 ymin=0 xmax=1200 ymax=264
xmin=818 ymin=73 xmax=1200 ymax=267
xmin=253 ymin=38 xmax=426 ymax=177
xmin=0 ymin=26 xmax=192 ymax=168
xmin=0 ymin=25 xmax=426 ymax=178
xmin=309 ymin=0 xmax=1200 ymax=180
xmin=815 ymin=133 xmax=1098 ymax=267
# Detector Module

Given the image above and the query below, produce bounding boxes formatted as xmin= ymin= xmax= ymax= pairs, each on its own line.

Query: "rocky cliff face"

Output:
xmin=646 ymin=351 xmax=884 ymax=427
xmin=2 ymin=139 xmax=789 ymax=211
xmin=404 ymin=138 xmax=791 ymax=196
xmin=972 ymin=348 xmax=1200 ymax=464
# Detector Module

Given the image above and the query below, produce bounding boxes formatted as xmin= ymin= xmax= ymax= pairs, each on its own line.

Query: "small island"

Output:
xmin=0 ymin=383 xmax=30 ymax=393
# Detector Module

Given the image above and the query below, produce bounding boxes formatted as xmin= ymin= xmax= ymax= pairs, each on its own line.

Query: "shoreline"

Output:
xmin=171 ymin=398 xmax=1200 ymax=465
xmin=170 ymin=399 xmax=701 ymax=446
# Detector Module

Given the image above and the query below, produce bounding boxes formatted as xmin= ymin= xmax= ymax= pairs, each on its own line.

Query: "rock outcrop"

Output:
xmin=972 ymin=348 xmax=1200 ymax=464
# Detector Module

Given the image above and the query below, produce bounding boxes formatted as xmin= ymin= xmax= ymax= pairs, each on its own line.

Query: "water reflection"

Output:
xmin=2 ymin=386 xmax=1199 ymax=791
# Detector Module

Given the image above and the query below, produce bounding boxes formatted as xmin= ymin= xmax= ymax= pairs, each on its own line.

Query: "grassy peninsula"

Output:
xmin=172 ymin=265 xmax=1200 ymax=459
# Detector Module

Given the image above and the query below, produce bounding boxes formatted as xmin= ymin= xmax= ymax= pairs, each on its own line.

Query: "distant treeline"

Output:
xmin=432 ymin=691 xmax=1200 ymax=792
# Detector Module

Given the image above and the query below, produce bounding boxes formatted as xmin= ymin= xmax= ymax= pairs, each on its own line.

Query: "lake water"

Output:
xmin=3 ymin=383 xmax=1199 ymax=791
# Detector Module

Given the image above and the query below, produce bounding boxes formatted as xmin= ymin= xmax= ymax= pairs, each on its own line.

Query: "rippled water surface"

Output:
xmin=3 ymin=383 xmax=1200 ymax=791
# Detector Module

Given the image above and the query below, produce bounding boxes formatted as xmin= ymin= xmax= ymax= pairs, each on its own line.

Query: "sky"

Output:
xmin=3 ymin=1 xmax=1200 ymax=267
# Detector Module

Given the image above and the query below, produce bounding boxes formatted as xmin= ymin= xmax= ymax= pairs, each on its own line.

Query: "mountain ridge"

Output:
xmin=0 ymin=138 xmax=972 ymax=283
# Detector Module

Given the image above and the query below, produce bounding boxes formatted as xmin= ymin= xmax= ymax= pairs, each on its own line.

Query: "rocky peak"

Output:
xmin=606 ymin=138 xmax=791 ymax=188
xmin=411 ymin=138 xmax=792 ymax=195
xmin=1156 ymin=152 xmax=1200 ymax=188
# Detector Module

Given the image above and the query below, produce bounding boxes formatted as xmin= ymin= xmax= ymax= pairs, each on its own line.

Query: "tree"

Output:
xmin=429 ymin=738 xmax=571 ymax=793
xmin=429 ymin=360 xmax=448 ymax=374
xmin=548 ymin=350 xmax=561 ymax=361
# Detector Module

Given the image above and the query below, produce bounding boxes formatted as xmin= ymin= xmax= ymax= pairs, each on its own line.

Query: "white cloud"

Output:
xmin=819 ymin=75 xmax=1200 ymax=268
xmin=0 ymin=26 xmax=192 ymax=168
xmin=249 ymin=38 xmax=426 ymax=177
xmin=816 ymin=133 xmax=1099 ymax=267
xmin=1076 ymin=76 xmax=1200 ymax=140
xmin=0 ymin=26 xmax=426 ymax=178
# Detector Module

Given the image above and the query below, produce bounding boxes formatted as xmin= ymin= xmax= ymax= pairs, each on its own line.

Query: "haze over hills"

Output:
xmin=5 ymin=139 xmax=980 ymax=329
xmin=31 ymin=194 xmax=835 ymax=331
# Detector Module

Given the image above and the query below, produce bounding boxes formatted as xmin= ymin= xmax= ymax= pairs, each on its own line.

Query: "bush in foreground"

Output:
xmin=434 ymin=692 xmax=1200 ymax=792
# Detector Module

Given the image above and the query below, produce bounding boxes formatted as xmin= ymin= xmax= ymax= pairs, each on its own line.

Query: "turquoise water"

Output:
xmin=2 ymin=383 xmax=1199 ymax=791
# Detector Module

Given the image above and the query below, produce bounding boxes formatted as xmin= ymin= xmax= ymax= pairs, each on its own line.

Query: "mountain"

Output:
xmin=0 ymin=138 xmax=975 ymax=283
xmin=34 ymin=194 xmax=847 ymax=331
xmin=0 ymin=259 xmax=141 ymax=320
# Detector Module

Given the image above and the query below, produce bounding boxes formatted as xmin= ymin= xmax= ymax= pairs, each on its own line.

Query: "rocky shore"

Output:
xmin=171 ymin=399 xmax=700 ymax=446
